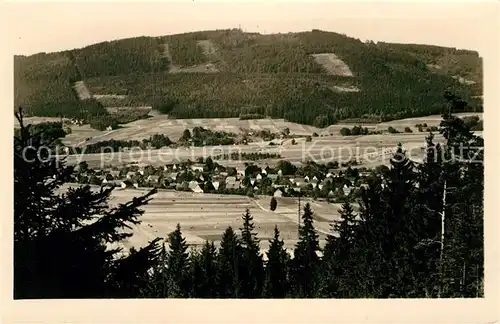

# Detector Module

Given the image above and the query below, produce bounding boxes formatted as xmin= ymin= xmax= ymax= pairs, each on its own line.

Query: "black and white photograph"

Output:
xmin=2 ymin=0 xmax=499 ymax=322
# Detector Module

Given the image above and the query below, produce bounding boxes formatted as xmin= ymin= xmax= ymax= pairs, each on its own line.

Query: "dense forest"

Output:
xmin=14 ymin=93 xmax=484 ymax=298
xmin=15 ymin=29 xmax=482 ymax=127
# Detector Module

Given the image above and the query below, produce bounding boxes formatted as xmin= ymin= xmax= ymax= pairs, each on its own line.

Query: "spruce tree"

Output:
xmin=189 ymin=241 xmax=218 ymax=298
xmin=291 ymin=203 xmax=321 ymax=298
xmin=216 ymin=226 xmax=242 ymax=298
xmin=14 ymin=110 xmax=161 ymax=298
xmin=322 ymin=200 xmax=358 ymax=297
xmin=438 ymin=95 xmax=484 ymax=297
xmin=239 ymin=208 xmax=265 ymax=298
xmin=165 ymin=223 xmax=190 ymax=298
xmin=264 ymin=226 xmax=289 ymax=298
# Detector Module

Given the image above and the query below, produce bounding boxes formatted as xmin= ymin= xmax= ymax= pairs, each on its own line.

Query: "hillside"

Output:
xmin=14 ymin=29 xmax=483 ymax=127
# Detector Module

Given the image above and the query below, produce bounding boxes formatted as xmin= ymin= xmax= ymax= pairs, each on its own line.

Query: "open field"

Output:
xmin=18 ymin=113 xmax=482 ymax=169
xmin=60 ymin=116 xmax=324 ymax=146
xmin=57 ymin=112 xmax=482 ymax=147
xmin=60 ymin=185 xmax=336 ymax=255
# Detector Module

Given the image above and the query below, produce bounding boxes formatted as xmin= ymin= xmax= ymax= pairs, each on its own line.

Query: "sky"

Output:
xmin=3 ymin=1 xmax=497 ymax=56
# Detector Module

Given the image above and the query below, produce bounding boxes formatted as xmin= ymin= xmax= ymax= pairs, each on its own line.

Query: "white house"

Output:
xmin=277 ymin=169 xmax=283 ymax=176
xmin=261 ymin=168 xmax=268 ymax=175
xmin=236 ymin=168 xmax=245 ymax=177
xmin=249 ymin=178 xmax=256 ymax=186
xmin=304 ymin=175 xmax=310 ymax=182
xmin=189 ymin=181 xmax=203 ymax=193
xmin=256 ymin=174 xmax=262 ymax=181
xmin=147 ymin=175 xmax=160 ymax=183
xmin=191 ymin=164 xmax=204 ymax=172
xmin=212 ymin=181 xmax=220 ymax=190
xmin=343 ymin=184 xmax=352 ymax=196
xmin=226 ymin=181 xmax=241 ymax=190
xmin=225 ymin=176 xmax=237 ymax=184
xmin=273 ymin=189 xmax=283 ymax=197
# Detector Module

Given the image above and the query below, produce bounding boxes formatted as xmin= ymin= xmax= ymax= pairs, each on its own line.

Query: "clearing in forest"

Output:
xmin=311 ymin=53 xmax=354 ymax=77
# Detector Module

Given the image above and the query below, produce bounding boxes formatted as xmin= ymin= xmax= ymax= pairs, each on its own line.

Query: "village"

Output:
xmin=72 ymin=156 xmax=378 ymax=202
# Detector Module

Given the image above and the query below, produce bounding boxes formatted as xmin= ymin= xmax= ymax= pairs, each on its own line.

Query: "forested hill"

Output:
xmin=14 ymin=29 xmax=483 ymax=127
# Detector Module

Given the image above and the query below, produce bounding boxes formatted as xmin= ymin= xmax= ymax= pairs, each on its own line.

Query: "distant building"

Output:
xmin=273 ymin=189 xmax=283 ymax=197
xmin=147 ymin=175 xmax=160 ymax=183
xmin=226 ymin=181 xmax=241 ymax=190
xmin=188 ymin=180 xmax=204 ymax=193
xmin=191 ymin=164 xmax=204 ymax=172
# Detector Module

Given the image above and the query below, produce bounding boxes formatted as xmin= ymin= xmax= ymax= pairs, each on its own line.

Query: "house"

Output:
xmin=328 ymin=190 xmax=335 ymax=197
xmin=312 ymin=175 xmax=318 ymax=181
xmin=147 ymin=175 xmax=160 ymax=183
xmin=343 ymin=184 xmax=352 ymax=196
xmin=191 ymin=164 xmax=204 ymax=172
xmin=256 ymin=174 xmax=262 ymax=181
xmin=138 ymin=169 xmax=145 ymax=176
xmin=172 ymin=164 xmax=178 ymax=170
xmin=188 ymin=180 xmax=204 ymax=193
xmin=226 ymin=181 xmax=241 ymax=190
xmin=304 ymin=175 xmax=310 ymax=182
xmin=261 ymin=168 xmax=268 ymax=175
xmin=268 ymin=174 xmax=278 ymax=182
xmin=110 ymin=170 xmax=121 ymax=179
xmin=212 ymin=181 xmax=220 ymax=190
xmin=277 ymin=169 xmax=283 ymax=176
xmin=225 ymin=176 xmax=237 ymax=184
xmin=249 ymin=178 xmax=256 ymax=186
xmin=236 ymin=168 xmax=245 ymax=177
xmin=292 ymin=177 xmax=306 ymax=188
xmin=103 ymin=180 xmax=128 ymax=189
xmin=326 ymin=172 xmax=334 ymax=178
xmin=253 ymin=186 xmax=259 ymax=191
xmin=273 ymin=189 xmax=283 ymax=198
xmin=310 ymin=179 xmax=318 ymax=187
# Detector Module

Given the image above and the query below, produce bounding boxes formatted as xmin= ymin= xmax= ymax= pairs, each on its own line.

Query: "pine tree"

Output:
xmin=165 ymin=223 xmax=190 ymax=298
xmin=291 ymin=203 xmax=321 ymax=298
xmin=438 ymin=95 xmax=484 ymax=297
xmin=322 ymin=200 xmax=358 ymax=297
xmin=239 ymin=208 xmax=265 ymax=298
xmin=14 ymin=109 xmax=161 ymax=298
xmin=216 ymin=226 xmax=242 ymax=298
xmin=189 ymin=241 xmax=218 ymax=298
xmin=264 ymin=226 xmax=289 ymax=298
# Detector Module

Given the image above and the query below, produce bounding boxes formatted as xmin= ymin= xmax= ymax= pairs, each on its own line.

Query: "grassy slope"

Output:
xmin=15 ymin=29 xmax=483 ymax=125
